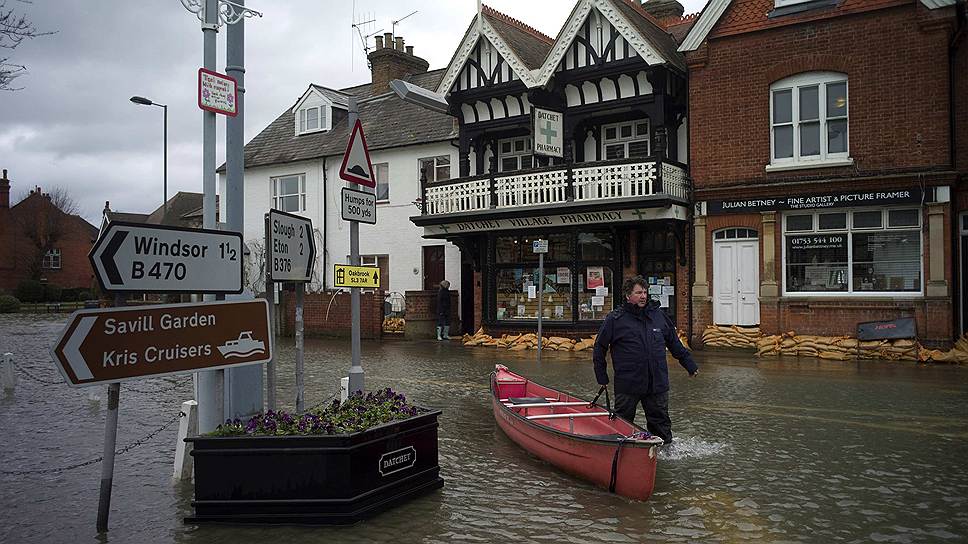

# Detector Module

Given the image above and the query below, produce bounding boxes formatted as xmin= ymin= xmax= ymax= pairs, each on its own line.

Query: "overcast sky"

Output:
xmin=0 ymin=0 xmax=707 ymax=225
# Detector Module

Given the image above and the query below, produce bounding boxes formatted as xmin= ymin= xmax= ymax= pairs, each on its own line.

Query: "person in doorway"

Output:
xmin=436 ymin=280 xmax=451 ymax=341
xmin=592 ymin=275 xmax=698 ymax=444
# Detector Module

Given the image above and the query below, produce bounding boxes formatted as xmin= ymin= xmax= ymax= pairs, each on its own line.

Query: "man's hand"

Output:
xmin=689 ymin=369 xmax=699 ymax=378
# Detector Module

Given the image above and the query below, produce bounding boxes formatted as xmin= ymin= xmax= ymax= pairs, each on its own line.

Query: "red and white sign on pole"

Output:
xmin=339 ymin=119 xmax=376 ymax=187
xmin=198 ymin=68 xmax=238 ymax=117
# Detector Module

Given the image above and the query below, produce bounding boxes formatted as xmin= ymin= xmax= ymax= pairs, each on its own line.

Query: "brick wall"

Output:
xmin=282 ymin=290 xmax=384 ymax=339
xmin=0 ymin=190 xmax=97 ymax=293
xmin=687 ymin=3 xmax=955 ymax=188
xmin=405 ymin=289 xmax=459 ymax=327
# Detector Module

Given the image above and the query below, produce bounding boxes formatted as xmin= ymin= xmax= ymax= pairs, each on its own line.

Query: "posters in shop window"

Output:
xmin=586 ymin=266 xmax=604 ymax=290
xmin=557 ymin=267 xmax=571 ymax=284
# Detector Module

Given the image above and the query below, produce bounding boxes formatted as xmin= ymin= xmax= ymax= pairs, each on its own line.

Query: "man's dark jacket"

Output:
xmin=593 ymin=300 xmax=697 ymax=395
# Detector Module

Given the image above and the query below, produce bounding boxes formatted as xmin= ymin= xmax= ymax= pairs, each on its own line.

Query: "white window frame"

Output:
xmin=497 ymin=137 xmax=533 ymax=173
xmin=768 ymin=72 xmax=851 ymax=171
xmin=292 ymin=90 xmax=333 ymax=136
xmin=271 ymin=174 xmax=307 ymax=213
xmin=601 ymin=119 xmax=651 ymax=161
xmin=374 ymin=163 xmax=389 ymax=203
xmin=418 ymin=155 xmax=452 ymax=183
xmin=43 ymin=248 xmax=61 ymax=270
xmin=781 ymin=207 xmax=923 ymax=298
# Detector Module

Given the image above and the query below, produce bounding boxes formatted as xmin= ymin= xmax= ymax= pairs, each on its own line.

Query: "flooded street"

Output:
xmin=2 ymin=313 xmax=968 ymax=543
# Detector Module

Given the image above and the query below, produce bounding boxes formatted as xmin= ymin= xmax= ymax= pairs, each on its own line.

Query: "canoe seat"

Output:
xmin=526 ymin=412 xmax=612 ymax=420
xmin=508 ymin=397 xmax=549 ymax=405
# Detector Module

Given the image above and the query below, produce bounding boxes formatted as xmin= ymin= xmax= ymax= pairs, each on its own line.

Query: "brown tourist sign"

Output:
xmin=50 ymin=300 xmax=272 ymax=388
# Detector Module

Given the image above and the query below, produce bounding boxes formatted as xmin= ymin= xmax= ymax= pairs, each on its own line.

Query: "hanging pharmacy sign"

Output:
xmin=533 ymin=108 xmax=563 ymax=158
xmin=198 ymin=68 xmax=238 ymax=117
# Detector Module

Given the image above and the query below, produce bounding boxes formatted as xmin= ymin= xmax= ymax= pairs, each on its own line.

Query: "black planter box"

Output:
xmin=185 ymin=409 xmax=443 ymax=525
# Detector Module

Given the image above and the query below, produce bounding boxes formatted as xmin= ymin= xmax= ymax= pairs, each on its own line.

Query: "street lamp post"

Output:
xmin=130 ymin=96 xmax=168 ymax=219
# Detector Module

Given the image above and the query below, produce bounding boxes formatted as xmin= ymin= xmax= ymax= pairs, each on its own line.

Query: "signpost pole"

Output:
xmin=96 ymin=292 xmax=124 ymax=532
xmin=295 ymin=283 xmax=305 ymax=412
xmin=537 ymin=252 xmax=544 ymax=364
xmin=197 ymin=0 xmax=221 ymax=434
xmin=96 ymin=382 xmax=120 ymax=532
xmin=265 ymin=215 xmax=276 ymax=411
xmin=347 ymin=97 xmax=364 ymax=395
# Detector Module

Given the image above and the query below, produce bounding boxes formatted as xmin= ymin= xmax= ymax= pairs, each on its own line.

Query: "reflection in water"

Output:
xmin=1 ymin=314 xmax=967 ymax=543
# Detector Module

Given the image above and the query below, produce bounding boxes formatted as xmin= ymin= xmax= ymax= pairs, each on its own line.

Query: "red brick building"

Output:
xmin=680 ymin=0 xmax=964 ymax=346
xmin=0 ymin=169 xmax=99 ymax=294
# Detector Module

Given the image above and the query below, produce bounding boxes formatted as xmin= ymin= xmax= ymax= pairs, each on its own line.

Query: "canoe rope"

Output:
xmin=587 ymin=386 xmax=617 ymax=420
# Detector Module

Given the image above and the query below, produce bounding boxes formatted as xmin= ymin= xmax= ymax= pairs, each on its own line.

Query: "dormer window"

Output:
xmin=299 ymin=106 xmax=325 ymax=133
xmin=293 ymin=88 xmax=337 ymax=136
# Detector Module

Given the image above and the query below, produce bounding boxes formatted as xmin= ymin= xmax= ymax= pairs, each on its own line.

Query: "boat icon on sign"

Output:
xmin=218 ymin=331 xmax=266 ymax=358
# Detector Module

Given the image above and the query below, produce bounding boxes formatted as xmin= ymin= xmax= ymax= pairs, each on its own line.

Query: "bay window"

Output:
xmin=783 ymin=209 xmax=922 ymax=295
xmin=498 ymin=137 xmax=533 ymax=172
xmin=601 ymin=120 xmax=650 ymax=160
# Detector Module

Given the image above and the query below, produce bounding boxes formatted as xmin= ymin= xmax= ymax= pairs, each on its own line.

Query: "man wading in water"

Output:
xmin=593 ymin=275 xmax=698 ymax=444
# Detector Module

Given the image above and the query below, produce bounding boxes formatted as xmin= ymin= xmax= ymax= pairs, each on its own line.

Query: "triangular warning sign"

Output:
xmin=339 ymin=119 xmax=376 ymax=187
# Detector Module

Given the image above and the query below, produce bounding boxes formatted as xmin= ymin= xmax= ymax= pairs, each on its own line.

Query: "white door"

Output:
xmin=713 ymin=229 xmax=760 ymax=326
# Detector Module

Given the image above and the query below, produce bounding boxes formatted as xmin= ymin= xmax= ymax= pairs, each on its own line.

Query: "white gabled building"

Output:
xmin=220 ymin=34 xmax=463 ymax=322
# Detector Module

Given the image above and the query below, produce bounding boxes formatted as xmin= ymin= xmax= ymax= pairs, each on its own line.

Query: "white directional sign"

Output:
xmin=267 ymin=209 xmax=316 ymax=282
xmin=341 ymin=187 xmax=377 ymax=225
xmin=90 ymin=222 xmax=243 ymax=294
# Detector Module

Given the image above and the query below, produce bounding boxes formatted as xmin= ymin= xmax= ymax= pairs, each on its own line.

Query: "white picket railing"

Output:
xmin=573 ymin=161 xmax=658 ymax=201
xmin=494 ymin=169 xmax=569 ymax=208
xmin=424 ymin=177 xmax=490 ymax=215
xmin=422 ymin=160 xmax=688 ymax=216
xmin=662 ymin=162 xmax=689 ymax=201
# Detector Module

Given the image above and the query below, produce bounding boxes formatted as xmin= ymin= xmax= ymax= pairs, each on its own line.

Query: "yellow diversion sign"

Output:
xmin=333 ymin=264 xmax=381 ymax=288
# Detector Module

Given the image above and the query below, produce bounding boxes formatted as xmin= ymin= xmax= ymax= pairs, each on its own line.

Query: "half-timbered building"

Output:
xmin=411 ymin=0 xmax=696 ymax=335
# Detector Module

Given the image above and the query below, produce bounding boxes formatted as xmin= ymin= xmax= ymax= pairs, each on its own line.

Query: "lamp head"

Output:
xmin=130 ymin=96 xmax=153 ymax=106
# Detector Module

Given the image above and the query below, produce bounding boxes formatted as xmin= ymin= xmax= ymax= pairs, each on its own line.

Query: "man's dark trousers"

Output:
xmin=615 ymin=391 xmax=672 ymax=444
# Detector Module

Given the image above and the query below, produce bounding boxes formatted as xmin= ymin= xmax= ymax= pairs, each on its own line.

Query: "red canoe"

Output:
xmin=490 ymin=364 xmax=664 ymax=501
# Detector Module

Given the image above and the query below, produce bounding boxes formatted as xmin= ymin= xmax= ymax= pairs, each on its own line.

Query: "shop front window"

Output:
xmin=492 ymin=231 xmax=616 ymax=322
xmin=783 ymin=209 xmax=922 ymax=295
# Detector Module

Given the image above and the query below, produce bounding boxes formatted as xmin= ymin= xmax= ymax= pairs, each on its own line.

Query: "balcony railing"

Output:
xmin=420 ymin=157 xmax=689 ymax=217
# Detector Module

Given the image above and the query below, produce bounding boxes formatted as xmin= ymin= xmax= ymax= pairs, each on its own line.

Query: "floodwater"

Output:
xmin=2 ymin=313 xmax=968 ymax=543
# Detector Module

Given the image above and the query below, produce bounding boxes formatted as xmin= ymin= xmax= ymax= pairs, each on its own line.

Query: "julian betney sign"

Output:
xmin=706 ymin=189 xmax=924 ymax=214
xmin=533 ymin=107 xmax=563 ymax=158
xmin=50 ymin=300 xmax=272 ymax=387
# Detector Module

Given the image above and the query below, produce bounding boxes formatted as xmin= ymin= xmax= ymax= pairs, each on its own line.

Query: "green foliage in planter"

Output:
xmin=210 ymin=388 xmax=421 ymax=437
xmin=0 ymin=295 xmax=20 ymax=313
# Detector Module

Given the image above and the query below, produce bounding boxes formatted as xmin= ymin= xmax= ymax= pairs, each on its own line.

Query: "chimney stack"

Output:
xmin=0 ymin=169 xmax=9 ymax=209
xmin=640 ymin=0 xmax=685 ymax=20
xmin=368 ymin=34 xmax=430 ymax=94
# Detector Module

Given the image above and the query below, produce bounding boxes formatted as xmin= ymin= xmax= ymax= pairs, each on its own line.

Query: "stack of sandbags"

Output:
xmin=461 ymin=328 xmax=599 ymax=352
xmin=678 ymin=330 xmax=691 ymax=351
xmin=382 ymin=317 xmax=405 ymax=333
xmin=920 ymin=334 xmax=968 ymax=364
xmin=702 ymin=325 xmax=761 ymax=349
xmin=755 ymin=331 xmax=922 ymax=361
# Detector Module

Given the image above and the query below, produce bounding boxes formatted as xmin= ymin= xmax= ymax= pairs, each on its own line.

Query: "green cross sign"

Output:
xmin=540 ymin=120 xmax=558 ymax=144
xmin=631 ymin=209 xmax=649 ymax=221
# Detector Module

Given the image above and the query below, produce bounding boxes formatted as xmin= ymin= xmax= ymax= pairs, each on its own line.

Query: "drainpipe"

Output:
xmin=950 ymin=0 xmax=965 ymax=170
xmin=322 ymin=157 xmax=328 ymax=289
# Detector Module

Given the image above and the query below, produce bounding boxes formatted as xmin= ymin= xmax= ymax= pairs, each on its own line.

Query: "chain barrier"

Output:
xmin=0 ymin=411 xmax=184 ymax=476
xmin=9 ymin=359 xmax=192 ymax=395
xmin=10 ymin=360 xmax=63 ymax=386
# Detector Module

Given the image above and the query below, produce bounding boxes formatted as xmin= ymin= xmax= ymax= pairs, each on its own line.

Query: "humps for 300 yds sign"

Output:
xmin=50 ymin=300 xmax=272 ymax=387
